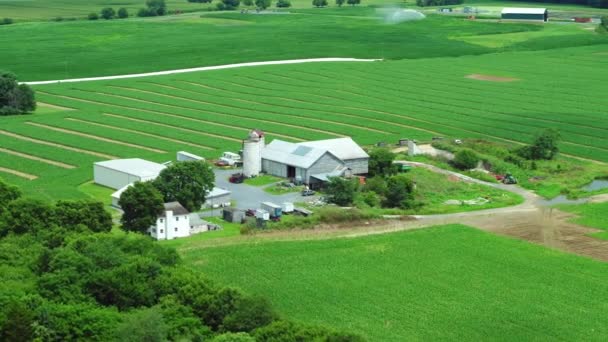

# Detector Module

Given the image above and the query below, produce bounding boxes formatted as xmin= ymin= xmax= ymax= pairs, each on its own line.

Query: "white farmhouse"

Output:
xmin=148 ymin=202 xmax=192 ymax=240
xmin=94 ymin=158 xmax=166 ymax=190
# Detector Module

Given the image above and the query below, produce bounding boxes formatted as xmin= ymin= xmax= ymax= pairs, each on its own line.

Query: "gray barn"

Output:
xmin=501 ymin=8 xmax=548 ymax=22
xmin=261 ymin=138 xmax=368 ymax=185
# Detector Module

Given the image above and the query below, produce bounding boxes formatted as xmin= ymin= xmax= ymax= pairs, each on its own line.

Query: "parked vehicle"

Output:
xmin=220 ymin=152 xmax=241 ymax=166
xmin=229 ymin=173 xmax=244 ymax=184
xmin=261 ymin=202 xmax=282 ymax=218
xmin=215 ymin=160 xmax=229 ymax=167
xmin=301 ymin=189 xmax=316 ymax=196
xmin=245 ymin=209 xmax=256 ymax=217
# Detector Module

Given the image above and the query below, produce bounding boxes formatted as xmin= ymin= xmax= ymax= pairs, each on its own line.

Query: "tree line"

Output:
xmin=0 ymin=178 xmax=364 ymax=341
xmin=0 ymin=71 xmax=36 ymax=116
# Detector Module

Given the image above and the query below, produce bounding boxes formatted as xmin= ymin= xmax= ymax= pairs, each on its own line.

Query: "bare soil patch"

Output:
xmin=26 ymin=122 xmax=165 ymax=153
xmin=0 ymin=166 xmax=37 ymax=180
xmin=0 ymin=147 xmax=75 ymax=169
xmin=0 ymin=129 xmax=116 ymax=159
xmin=466 ymin=74 xmax=520 ymax=82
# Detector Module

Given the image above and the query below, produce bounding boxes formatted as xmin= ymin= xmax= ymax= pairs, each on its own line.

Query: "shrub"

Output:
xmin=53 ymin=16 xmax=64 ymax=22
xmin=325 ymin=177 xmax=359 ymax=206
xmin=317 ymin=207 xmax=377 ymax=223
xmin=336 ymin=0 xmax=345 ymax=6
xmin=117 ymin=7 xmax=129 ymax=18
xmin=276 ymin=0 xmax=291 ymax=7
xmin=312 ymin=0 xmax=328 ymax=7
xmin=347 ymin=0 xmax=360 ymax=5
xmin=0 ymin=18 xmax=13 ymax=25
xmin=383 ymin=174 xmax=415 ymax=209
xmin=255 ymin=0 xmax=271 ymax=9
xmin=101 ymin=7 xmax=115 ymax=19
xmin=453 ymin=149 xmax=479 ymax=170
xmin=88 ymin=13 xmax=99 ymax=20
xmin=516 ymin=128 xmax=561 ymax=161
xmin=218 ymin=0 xmax=240 ymax=10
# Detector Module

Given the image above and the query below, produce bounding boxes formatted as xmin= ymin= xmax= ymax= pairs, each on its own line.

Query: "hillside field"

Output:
xmin=0 ymin=9 xmax=605 ymax=81
xmin=1 ymin=42 xmax=607 ymax=199
xmin=177 ymin=224 xmax=608 ymax=340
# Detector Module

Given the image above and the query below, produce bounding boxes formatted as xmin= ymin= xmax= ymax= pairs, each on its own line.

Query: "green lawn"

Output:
xmin=182 ymin=224 xmax=608 ymax=340
xmin=560 ymin=201 xmax=608 ymax=239
xmin=243 ymin=174 xmax=282 ymax=186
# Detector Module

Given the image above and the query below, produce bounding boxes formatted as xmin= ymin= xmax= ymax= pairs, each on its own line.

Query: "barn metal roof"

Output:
xmin=501 ymin=7 xmax=547 ymax=15
xmin=298 ymin=138 xmax=369 ymax=160
xmin=207 ymin=187 xmax=231 ymax=198
xmin=262 ymin=140 xmax=329 ymax=169
xmin=95 ymin=158 xmax=166 ymax=178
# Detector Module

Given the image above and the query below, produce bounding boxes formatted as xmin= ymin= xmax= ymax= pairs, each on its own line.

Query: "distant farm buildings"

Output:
xmin=148 ymin=202 xmax=215 ymax=241
xmin=241 ymin=130 xmax=369 ymax=186
xmin=501 ymin=8 xmax=548 ymax=22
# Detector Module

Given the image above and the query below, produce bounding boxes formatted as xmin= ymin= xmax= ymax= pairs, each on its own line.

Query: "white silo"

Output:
xmin=242 ymin=129 xmax=264 ymax=178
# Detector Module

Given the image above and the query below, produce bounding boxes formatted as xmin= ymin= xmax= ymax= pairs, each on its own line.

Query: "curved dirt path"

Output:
xmin=22 ymin=58 xmax=381 ymax=85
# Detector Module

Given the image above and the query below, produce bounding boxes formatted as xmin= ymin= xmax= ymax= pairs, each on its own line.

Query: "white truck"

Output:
xmin=220 ymin=152 xmax=241 ymax=166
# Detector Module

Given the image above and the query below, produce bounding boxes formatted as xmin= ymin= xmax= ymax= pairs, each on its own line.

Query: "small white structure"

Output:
xmin=94 ymin=158 xmax=166 ymax=190
xmin=177 ymin=151 xmax=205 ymax=162
xmin=261 ymin=202 xmax=282 ymax=218
xmin=255 ymin=209 xmax=270 ymax=221
xmin=282 ymin=202 xmax=294 ymax=213
xmin=110 ymin=183 xmax=134 ymax=208
xmin=407 ymin=140 xmax=422 ymax=156
xmin=148 ymin=202 xmax=191 ymax=240
xmin=205 ymin=187 xmax=232 ymax=208
xmin=242 ymin=129 xmax=265 ymax=178
xmin=220 ymin=152 xmax=241 ymax=166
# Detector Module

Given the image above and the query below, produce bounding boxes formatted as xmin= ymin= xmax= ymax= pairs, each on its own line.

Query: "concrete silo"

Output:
xmin=242 ymin=129 xmax=265 ymax=178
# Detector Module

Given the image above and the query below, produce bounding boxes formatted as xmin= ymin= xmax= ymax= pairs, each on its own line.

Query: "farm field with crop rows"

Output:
xmin=183 ymin=224 xmax=608 ymax=341
xmin=3 ymin=44 xmax=606 ymax=199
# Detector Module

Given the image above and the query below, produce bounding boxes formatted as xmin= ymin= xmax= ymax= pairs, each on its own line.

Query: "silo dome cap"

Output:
xmin=249 ymin=130 xmax=259 ymax=139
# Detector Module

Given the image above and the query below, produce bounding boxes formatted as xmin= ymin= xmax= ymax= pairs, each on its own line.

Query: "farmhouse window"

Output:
xmin=176 ymin=217 xmax=179 ymax=221
xmin=174 ymin=227 xmax=178 ymax=232
xmin=160 ymin=218 xmax=164 ymax=223
xmin=160 ymin=229 xmax=164 ymax=234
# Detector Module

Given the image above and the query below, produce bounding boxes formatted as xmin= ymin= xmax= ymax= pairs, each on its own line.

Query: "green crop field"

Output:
xmin=178 ymin=224 xmax=608 ymax=340
xmin=0 ymin=9 xmax=605 ymax=81
xmin=1 ymin=43 xmax=606 ymax=199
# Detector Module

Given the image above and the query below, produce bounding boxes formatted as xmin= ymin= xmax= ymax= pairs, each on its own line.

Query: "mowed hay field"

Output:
xmin=2 ymin=44 xmax=606 ymax=199
xmin=178 ymin=225 xmax=608 ymax=340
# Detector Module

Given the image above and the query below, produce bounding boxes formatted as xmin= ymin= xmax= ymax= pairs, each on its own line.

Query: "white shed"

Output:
xmin=94 ymin=158 xmax=166 ymax=190
xmin=177 ymin=151 xmax=205 ymax=162
xmin=204 ymin=187 xmax=231 ymax=208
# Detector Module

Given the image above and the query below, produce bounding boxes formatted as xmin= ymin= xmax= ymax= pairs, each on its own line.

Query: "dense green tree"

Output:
xmin=0 ymin=302 xmax=35 ymax=342
xmin=148 ymin=0 xmax=167 ymax=15
xmin=0 ymin=18 xmax=13 ymax=25
xmin=115 ymin=308 xmax=168 ymax=342
xmin=253 ymin=320 xmax=365 ymax=341
xmin=0 ymin=179 xmax=20 ymax=209
xmin=1 ymin=198 xmax=56 ymax=236
xmin=453 ymin=149 xmax=479 ymax=170
xmin=100 ymin=7 xmax=115 ymax=19
xmin=312 ymin=0 xmax=328 ymax=7
xmin=255 ymin=0 xmax=272 ymax=9
xmin=347 ymin=0 xmax=360 ymax=5
xmin=213 ymin=332 xmax=256 ymax=341
xmin=117 ymin=7 xmax=129 ymax=18
xmin=156 ymin=295 xmax=212 ymax=340
xmin=368 ymin=148 xmax=397 ymax=177
xmin=336 ymin=0 xmax=345 ymax=6
xmin=218 ymin=0 xmax=241 ymax=9
xmin=384 ymin=174 xmax=415 ymax=209
xmin=55 ymin=200 xmax=112 ymax=233
xmin=36 ymin=302 xmax=121 ymax=341
xmin=325 ymin=177 xmax=359 ymax=206
xmin=0 ymin=71 xmax=36 ymax=115
xmin=88 ymin=12 xmax=99 ymax=20
xmin=363 ymin=176 xmax=387 ymax=196
xmin=222 ymin=296 xmax=277 ymax=332
xmin=154 ymin=161 xmax=215 ymax=212
xmin=119 ymin=181 xmax=164 ymax=234
xmin=276 ymin=0 xmax=291 ymax=6
xmin=517 ymin=128 xmax=561 ymax=160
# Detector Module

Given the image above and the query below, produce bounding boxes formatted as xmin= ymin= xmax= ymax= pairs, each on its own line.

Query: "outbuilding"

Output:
xmin=501 ymin=8 xmax=548 ymax=22
xmin=204 ymin=187 xmax=232 ymax=208
xmin=94 ymin=158 xmax=166 ymax=190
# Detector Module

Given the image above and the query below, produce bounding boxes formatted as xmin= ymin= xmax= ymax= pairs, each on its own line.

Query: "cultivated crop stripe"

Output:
xmin=0 ymin=147 xmax=76 ymax=169
xmin=65 ymin=118 xmax=215 ymax=150
xmin=0 ymin=167 xmax=37 ymax=180
xmin=0 ymin=130 xmax=116 ymax=159
xmin=25 ymin=122 xmax=165 ymax=153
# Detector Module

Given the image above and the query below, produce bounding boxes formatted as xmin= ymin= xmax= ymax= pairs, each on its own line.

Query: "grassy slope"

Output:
xmin=1 ymin=9 xmax=605 ymax=81
xmin=183 ymin=224 xmax=608 ymax=340
xmin=560 ymin=201 xmax=608 ymax=239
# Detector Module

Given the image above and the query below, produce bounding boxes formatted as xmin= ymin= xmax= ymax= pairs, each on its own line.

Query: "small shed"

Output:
xmin=94 ymin=158 xmax=166 ymax=190
xmin=223 ymin=208 xmax=245 ymax=223
xmin=205 ymin=187 xmax=231 ymax=208
xmin=501 ymin=8 xmax=548 ymax=22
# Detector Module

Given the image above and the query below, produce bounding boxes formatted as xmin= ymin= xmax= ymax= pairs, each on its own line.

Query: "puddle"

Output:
xmin=582 ymin=179 xmax=608 ymax=192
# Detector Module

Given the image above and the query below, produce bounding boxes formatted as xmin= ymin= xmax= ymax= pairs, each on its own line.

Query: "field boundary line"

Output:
xmin=0 ymin=166 xmax=38 ymax=180
xmin=25 ymin=122 xmax=166 ymax=153
xmin=22 ymin=58 xmax=381 ymax=85
xmin=0 ymin=147 xmax=75 ymax=169
xmin=65 ymin=118 xmax=215 ymax=150
xmin=0 ymin=129 xmax=116 ymax=159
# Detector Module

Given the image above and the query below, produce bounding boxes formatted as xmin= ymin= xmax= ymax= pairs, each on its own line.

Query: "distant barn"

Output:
xmin=501 ymin=8 xmax=548 ymax=22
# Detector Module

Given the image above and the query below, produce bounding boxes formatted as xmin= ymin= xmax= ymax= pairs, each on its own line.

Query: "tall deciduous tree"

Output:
xmin=0 ymin=179 xmax=20 ymax=209
xmin=153 ymin=161 xmax=215 ymax=212
xmin=55 ymin=200 xmax=112 ymax=233
xmin=0 ymin=302 xmax=35 ymax=341
xmin=119 ymin=181 xmax=164 ymax=234
xmin=384 ymin=174 xmax=415 ymax=209
xmin=0 ymin=71 xmax=36 ymax=115
xmin=117 ymin=7 xmax=129 ymax=18
xmin=325 ymin=177 xmax=359 ymax=206
xmin=255 ymin=0 xmax=271 ymax=9
xmin=517 ymin=128 xmax=561 ymax=160
xmin=368 ymin=148 xmax=397 ymax=177
xmin=100 ymin=7 xmax=115 ymax=19
xmin=1 ymin=198 xmax=56 ymax=236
